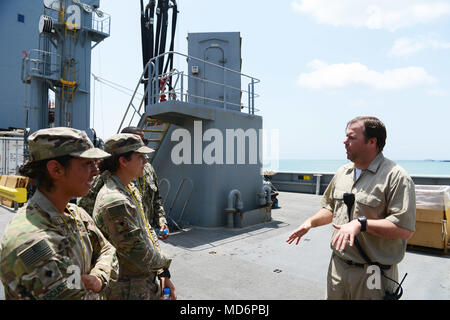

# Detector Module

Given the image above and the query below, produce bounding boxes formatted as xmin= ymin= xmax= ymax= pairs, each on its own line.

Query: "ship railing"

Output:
xmin=21 ymin=49 xmax=61 ymax=83
xmin=149 ymin=68 xmax=261 ymax=113
xmin=118 ymin=51 xmax=260 ymax=131
xmin=148 ymin=51 xmax=260 ymax=113
xmin=90 ymin=11 xmax=111 ymax=37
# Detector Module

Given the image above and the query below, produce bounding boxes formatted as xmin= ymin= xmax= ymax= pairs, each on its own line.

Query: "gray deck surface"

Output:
xmin=0 ymin=191 xmax=449 ymax=300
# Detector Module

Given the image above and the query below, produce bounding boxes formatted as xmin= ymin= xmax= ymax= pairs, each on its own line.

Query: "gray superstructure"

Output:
xmin=121 ymin=32 xmax=272 ymax=228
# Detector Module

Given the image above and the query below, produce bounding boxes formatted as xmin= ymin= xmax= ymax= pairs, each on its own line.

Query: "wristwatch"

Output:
xmin=357 ymin=216 xmax=367 ymax=232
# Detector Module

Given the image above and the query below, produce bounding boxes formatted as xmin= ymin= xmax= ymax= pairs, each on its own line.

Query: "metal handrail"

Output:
xmin=147 ymin=74 xmax=261 ymax=112
xmin=164 ymin=50 xmax=259 ymax=81
xmin=147 ymin=51 xmax=260 ymax=112
xmin=91 ymin=13 xmax=111 ymax=35
xmin=118 ymin=51 xmax=260 ymax=132
xmin=167 ymin=177 xmax=194 ymax=228
xmin=117 ymin=60 xmax=154 ymax=132
xmin=159 ymin=178 xmax=171 ymax=207
xmin=21 ymin=49 xmax=61 ymax=82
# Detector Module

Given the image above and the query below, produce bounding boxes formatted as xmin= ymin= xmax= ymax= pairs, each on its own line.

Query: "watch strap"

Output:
xmin=358 ymin=216 xmax=367 ymax=232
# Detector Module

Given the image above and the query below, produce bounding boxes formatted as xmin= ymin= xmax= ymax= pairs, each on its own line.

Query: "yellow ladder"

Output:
xmin=60 ymin=62 xmax=76 ymax=102
xmin=58 ymin=5 xmax=77 ymax=102
xmin=141 ymin=116 xmax=170 ymax=163
xmin=60 ymin=78 xmax=76 ymax=102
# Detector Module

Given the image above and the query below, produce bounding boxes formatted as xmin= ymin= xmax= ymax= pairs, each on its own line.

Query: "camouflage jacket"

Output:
xmin=77 ymin=170 xmax=112 ymax=216
xmin=92 ymin=174 xmax=171 ymax=279
xmin=0 ymin=190 xmax=119 ymax=300
xmin=78 ymin=164 xmax=167 ymax=230
xmin=134 ymin=163 xmax=167 ymax=228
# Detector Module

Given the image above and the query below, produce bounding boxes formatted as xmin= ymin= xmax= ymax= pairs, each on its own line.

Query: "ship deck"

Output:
xmin=0 ymin=191 xmax=449 ymax=300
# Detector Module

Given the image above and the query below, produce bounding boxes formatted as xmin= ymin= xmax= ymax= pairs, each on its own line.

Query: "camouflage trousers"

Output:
xmin=108 ymin=273 xmax=160 ymax=300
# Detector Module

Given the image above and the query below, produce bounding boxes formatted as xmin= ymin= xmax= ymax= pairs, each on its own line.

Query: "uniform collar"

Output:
xmin=346 ymin=152 xmax=384 ymax=174
xmin=111 ymin=174 xmax=133 ymax=195
xmin=366 ymin=152 xmax=384 ymax=173
xmin=29 ymin=189 xmax=64 ymax=219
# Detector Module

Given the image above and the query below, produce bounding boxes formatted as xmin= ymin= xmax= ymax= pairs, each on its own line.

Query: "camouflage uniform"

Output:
xmin=92 ymin=134 xmax=172 ymax=300
xmin=77 ymin=141 xmax=167 ymax=230
xmin=77 ymin=170 xmax=112 ymax=216
xmin=135 ymin=163 xmax=167 ymax=229
xmin=0 ymin=127 xmax=119 ymax=300
xmin=79 ymin=163 xmax=167 ymax=229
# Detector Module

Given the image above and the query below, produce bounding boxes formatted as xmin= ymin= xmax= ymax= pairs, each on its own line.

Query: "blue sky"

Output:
xmin=92 ymin=0 xmax=450 ymax=160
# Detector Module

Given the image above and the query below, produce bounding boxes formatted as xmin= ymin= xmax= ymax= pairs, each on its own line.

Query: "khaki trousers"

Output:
xmin=326 ymin=253 xmax=398 ymax=300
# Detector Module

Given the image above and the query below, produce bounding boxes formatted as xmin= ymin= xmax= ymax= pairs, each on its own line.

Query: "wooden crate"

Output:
xmin=408 ymin=207 xmax=448 ymax=253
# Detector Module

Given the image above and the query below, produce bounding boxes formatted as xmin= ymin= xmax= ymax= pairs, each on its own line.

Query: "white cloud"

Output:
xmin=291 ymin=0 xmax=450 ymax=31
xmin=389 ymin=36 xmax=450 ymax=56
xmin=298 ymin=60 xmax=436 ymax=90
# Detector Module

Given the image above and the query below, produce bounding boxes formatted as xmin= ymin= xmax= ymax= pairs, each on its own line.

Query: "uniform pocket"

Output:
xmin=356 ymin=193 xmax=381 ymax=207
xmin=355 ymin=192 xmax=383 ymax=219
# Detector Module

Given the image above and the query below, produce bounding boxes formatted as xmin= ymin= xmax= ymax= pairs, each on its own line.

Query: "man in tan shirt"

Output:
xmin=287 ymin=116 xmax=416 ymax=300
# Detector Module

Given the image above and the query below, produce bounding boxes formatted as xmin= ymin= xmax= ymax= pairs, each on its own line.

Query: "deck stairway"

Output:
xmin=138 ymin=115 xmax=170 ymax=162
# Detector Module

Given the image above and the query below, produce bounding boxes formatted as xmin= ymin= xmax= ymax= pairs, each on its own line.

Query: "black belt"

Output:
xmin=336 ymin=254 xmax=391 ymax=270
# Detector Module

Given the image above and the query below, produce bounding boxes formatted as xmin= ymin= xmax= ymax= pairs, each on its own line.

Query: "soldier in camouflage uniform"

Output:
xmin=0 ymin=127 xmax=119 ymax=300
xmin=78 ymin=127 xmax=170 ymax=239
xmin=75 ymin=128 xmax=172 ymax=298
xmin=92 ymin=133 xmax=176 ymax=300
xmin=77 ymin=170 xmax=111 ymax=216
xmin=120 ymin=126 xmax=169 ymax=239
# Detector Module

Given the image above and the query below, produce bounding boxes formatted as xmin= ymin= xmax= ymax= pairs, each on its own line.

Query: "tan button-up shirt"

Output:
xmin=321 ymin=153 xmax=416 ymax=265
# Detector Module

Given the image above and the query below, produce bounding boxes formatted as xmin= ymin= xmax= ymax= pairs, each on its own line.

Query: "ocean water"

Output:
xmin=263 ymin=159 xmax=450 ymax=176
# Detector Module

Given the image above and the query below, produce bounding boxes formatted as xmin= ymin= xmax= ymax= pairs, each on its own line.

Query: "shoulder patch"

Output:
xmin=18 ymin=239 xmax=53 ymax=268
